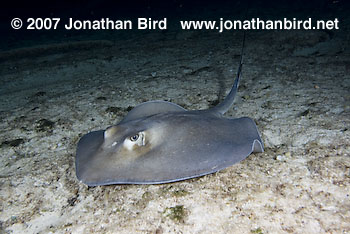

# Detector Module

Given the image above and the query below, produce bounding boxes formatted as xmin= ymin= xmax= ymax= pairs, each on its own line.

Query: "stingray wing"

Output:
xmin=122 ymin=116 xmax=263 ymax=184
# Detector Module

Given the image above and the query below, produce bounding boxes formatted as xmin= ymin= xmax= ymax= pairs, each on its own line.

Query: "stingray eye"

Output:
xmin=124 ymin=132 xmax=146 ymax=150
xmin=130 ymin=134 xmax=139 ymax=142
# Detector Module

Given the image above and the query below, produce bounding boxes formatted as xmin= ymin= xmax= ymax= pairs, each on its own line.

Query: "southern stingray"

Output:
xmin=75 ymin=35 xmax=264 ymax=186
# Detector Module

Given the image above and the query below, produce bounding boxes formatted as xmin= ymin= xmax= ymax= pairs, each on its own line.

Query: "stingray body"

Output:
xmin=76 ymin=39 xmax=264 ymax=186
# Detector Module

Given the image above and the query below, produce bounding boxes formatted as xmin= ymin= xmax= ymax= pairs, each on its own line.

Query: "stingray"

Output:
xmin=75 ymin=37 xmax=263 ymax=186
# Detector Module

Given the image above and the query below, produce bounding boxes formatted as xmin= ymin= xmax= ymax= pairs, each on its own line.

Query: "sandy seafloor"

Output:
xmin=1 ymin=14 xmax=350 ymax=234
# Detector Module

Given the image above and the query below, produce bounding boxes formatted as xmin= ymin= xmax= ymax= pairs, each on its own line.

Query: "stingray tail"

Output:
xmin=209 ymin=31 xmax=246 ymax=115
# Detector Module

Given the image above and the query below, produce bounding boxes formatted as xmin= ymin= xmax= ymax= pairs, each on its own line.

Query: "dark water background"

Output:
xmin=0 ymin=0 xmax=348 ymax=51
